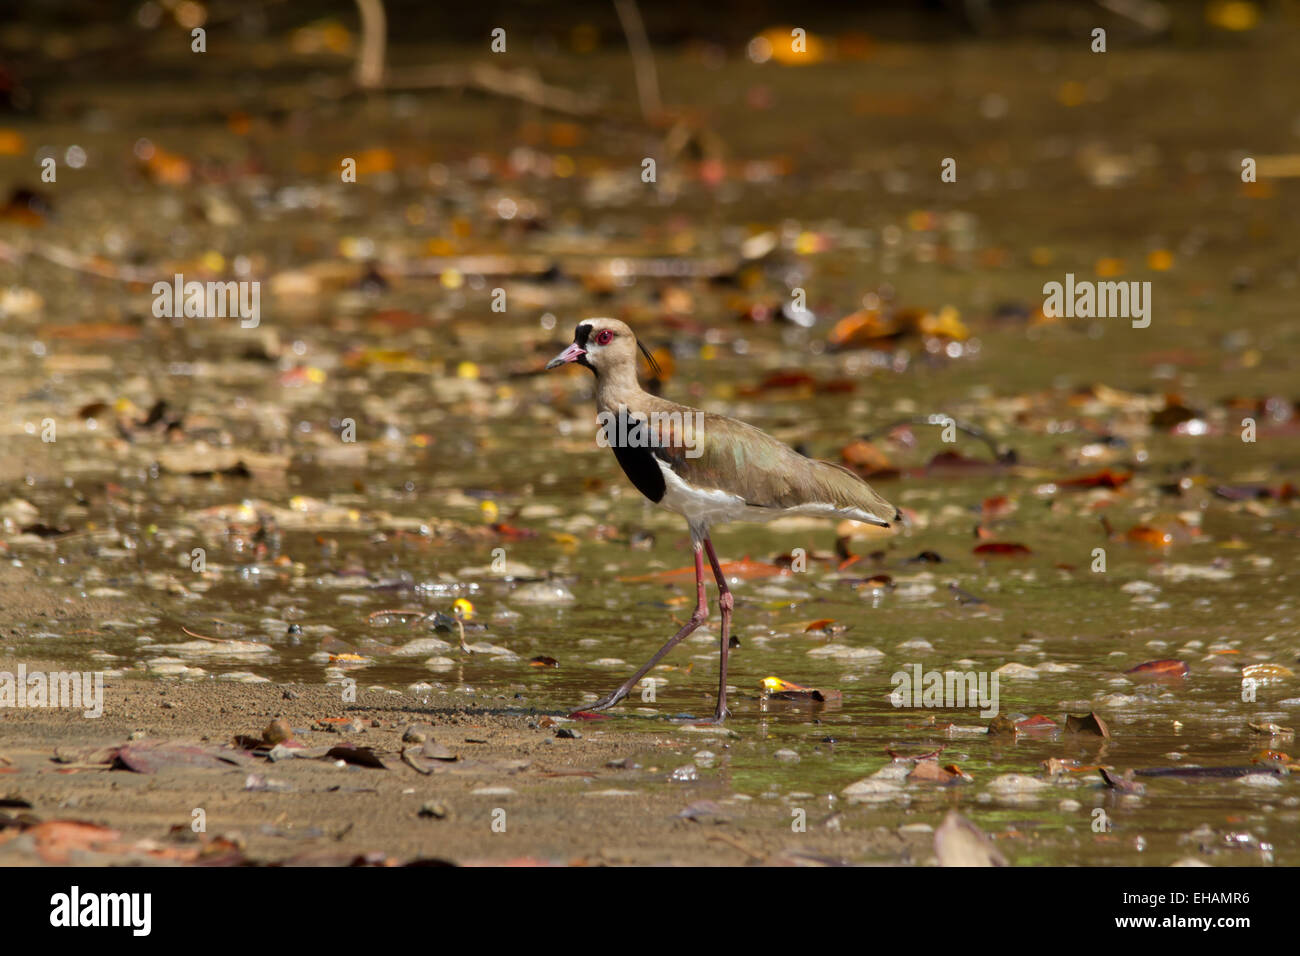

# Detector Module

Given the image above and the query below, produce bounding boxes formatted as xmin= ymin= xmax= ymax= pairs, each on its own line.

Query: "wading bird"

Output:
xmin=546 ymin=318 xmax=901 ymax=722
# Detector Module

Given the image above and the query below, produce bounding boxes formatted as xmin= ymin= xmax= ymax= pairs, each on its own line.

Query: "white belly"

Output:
xmin=656 ymin=459 xmax=752 ymax=531
xmin=654 ymin=459 xmax=885 ymax=536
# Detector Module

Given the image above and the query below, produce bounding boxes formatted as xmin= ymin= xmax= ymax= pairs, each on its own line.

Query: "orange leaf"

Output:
xmin=1125 ymin=659 xmax=1189 ymax=679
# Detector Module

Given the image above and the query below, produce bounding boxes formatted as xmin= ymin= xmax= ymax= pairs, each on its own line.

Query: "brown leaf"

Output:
xmin=926 ymin=450 xmax=1004 ymax=474
xmin=423 ymin=741 xmax=458 ymax=761
xmin=324 ymin=745 xmax=388 ymax=769
xmin=934 ymin=811 xmax=1007 ymax=867
xmin=973 ymin=542 xmax=1032 ymax=556
xmin=1058 ymin=468 xmax=1132 ymax=489
xmin=1065 ymin=712 xmax=1111 ymax=738
xmin=1247 ymin=722 xmax=1295 ymax=739
xmin=114 ymin=741 xmax=244 ymax=774
xmin=1151 ymin=400 xmax=1202 ymax=431
xmin=987 ymin=715 xmax=1018 ymax=737
xmin=981 ymin=495 xmax=1015 ymax=518
xmin=907 ymin=759 xmax=968 ymax=785
xmin=840 ymin=439 xmax=893 ymax=474
xmin=1099 ymin=767 xmax=1144 ymax=793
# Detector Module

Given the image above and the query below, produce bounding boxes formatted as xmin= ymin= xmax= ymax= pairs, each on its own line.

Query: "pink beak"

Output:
xmin=545 ymin=342 xmax=586 ymax=369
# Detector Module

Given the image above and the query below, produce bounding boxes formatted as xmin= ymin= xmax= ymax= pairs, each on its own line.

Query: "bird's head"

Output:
xmin=544 ymin=317 xmax=659 ymax=381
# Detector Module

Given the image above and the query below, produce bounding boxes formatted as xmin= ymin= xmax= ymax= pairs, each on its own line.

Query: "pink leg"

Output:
xmin=573 ymin=544 xmax=708 ymax=715
xmin=702 ymin=536 xmax=734 ymax=722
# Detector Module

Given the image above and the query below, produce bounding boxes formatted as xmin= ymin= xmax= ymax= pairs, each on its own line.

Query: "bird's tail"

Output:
xmin=811 ymin=460 xmax=902 ymax=528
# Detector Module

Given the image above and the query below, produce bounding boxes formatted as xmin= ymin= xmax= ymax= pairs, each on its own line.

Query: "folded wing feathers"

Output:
xmin=653 ymin=411 xmax=900 ymax=527
xmin=808 ymin=459 xmax=901 ymax=526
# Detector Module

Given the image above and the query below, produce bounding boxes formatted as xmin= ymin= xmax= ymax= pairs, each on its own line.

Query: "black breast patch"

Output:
xmin=606 ymin=407 xmax=666 ymax=503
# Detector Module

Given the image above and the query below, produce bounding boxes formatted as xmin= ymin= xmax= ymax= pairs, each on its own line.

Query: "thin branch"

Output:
xmin=353 ymin=0 xmax=387 ymax=89
xmin=613 ymin=0 xmax=662 ymax=121
xmin=380 ymin=62 xmax=601 ymax=116
xmin=0 ymin=239 xmax=156 ymax=283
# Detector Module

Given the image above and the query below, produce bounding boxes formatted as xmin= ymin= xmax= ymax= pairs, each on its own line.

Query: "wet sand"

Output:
xmin=0 ymin=663 xmax=918 ymax=867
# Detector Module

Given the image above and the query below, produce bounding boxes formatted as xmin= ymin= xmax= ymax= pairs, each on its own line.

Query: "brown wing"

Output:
xmin=650 ymin=408 xmax=899 ymax=526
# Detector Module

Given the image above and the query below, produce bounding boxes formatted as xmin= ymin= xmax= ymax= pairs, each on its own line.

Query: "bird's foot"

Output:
xmin=569 ymin=689 xmax=624 ymax=718
xmin=691 ymin=706 xmax=731 ymax=725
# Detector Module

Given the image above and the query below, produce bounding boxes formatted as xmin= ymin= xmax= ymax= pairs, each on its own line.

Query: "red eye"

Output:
xmin=594 ymin=329 xmax=615 ymax=346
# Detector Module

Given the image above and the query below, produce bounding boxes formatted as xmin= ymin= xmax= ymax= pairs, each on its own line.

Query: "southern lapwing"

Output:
xmin=546 ymin=318 xmax=901 ymax=722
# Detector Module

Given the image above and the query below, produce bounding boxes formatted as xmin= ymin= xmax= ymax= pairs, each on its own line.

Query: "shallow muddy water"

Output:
xmin=2 ymin=18 xmax=1299 ymax=865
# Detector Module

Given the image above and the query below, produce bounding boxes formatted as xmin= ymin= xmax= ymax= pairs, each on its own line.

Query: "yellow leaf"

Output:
xmin=1243 ymin=663 xmax=1294 ymax=681
xmin=1206 ymin=1 xmax=1259 ymax=31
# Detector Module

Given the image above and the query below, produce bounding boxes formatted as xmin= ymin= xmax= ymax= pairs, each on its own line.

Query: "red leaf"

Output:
xmin=492 ymin=523 xmax=538 ymax=540
xmin=1058 ymin=468 xmax=1132 ymax=489
xmin=973 ymin=542 xmax=1032 ymax=556
xmin=567 ymin=710 xmax=611 ymax=721
xmin=1015 ymin=714 xmax=1059 ymax=734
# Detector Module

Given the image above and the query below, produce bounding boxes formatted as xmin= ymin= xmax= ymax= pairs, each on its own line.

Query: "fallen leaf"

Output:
xmin=1065 ymin=712 xmax=1111 ymax=738
xmin=759 ymin=675 xmax=842 ymax=703
xmin=677 ymin=800 xmax=732 ymax=823
xmin=987 ymin=715 xmax=1018 ymax=737
xmin=1099 ymin=768 xmax=1145 ymax=793
xmin=1125 ymin=659 xmax=1190 ymax=679
xmin=840 ymin=439 xmax=893 ymax=474
xmin=934 ymin=811 xmax=1007 ymax=867
xmin=1134 ymin=765 xmax=1283 ymax=779
xmin=800 ymin=618 xmax=848 ymax=635
xmin=1248 ymin=722 xmax=1295 ymax=739
xmin=907 ymin=759 xmax=968 ymax=785
xmin=27 ymin=821 xmax=122 ymax=864
xmin=1057 ymin=468 xmax=1132 ymax=489
xmin=1015 ymin=714 xmax=1059 ymax=735
xmin=423 ymin=741 xmax=458 ymax=761
xmin=114 ymin=741 xmax=245 ymax=774
xmin=981 ymin=495 xmax=1015 ymax=518
xmin=324 ymin=745 xmax=388 ymax=769
xmin=973 ymin=542 xmax=1032 ymax=556
xmin=1243 ymin=663 xmax=1294 ymax=681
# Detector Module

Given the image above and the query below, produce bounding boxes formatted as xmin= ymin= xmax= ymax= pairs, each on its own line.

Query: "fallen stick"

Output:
xmin=0 ymin=239 xmax=155 ymax=284
xmin=353 ymin=0 xmax=387 ymax=89
xmin=379 ymin=62 xmax=601 ymax=116
xmin=613 ymin=0 xmax=662 ymax=121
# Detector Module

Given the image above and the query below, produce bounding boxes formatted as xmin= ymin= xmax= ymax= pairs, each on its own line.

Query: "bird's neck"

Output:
xmin=594 ymin=367 xmax=645 ymax=414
